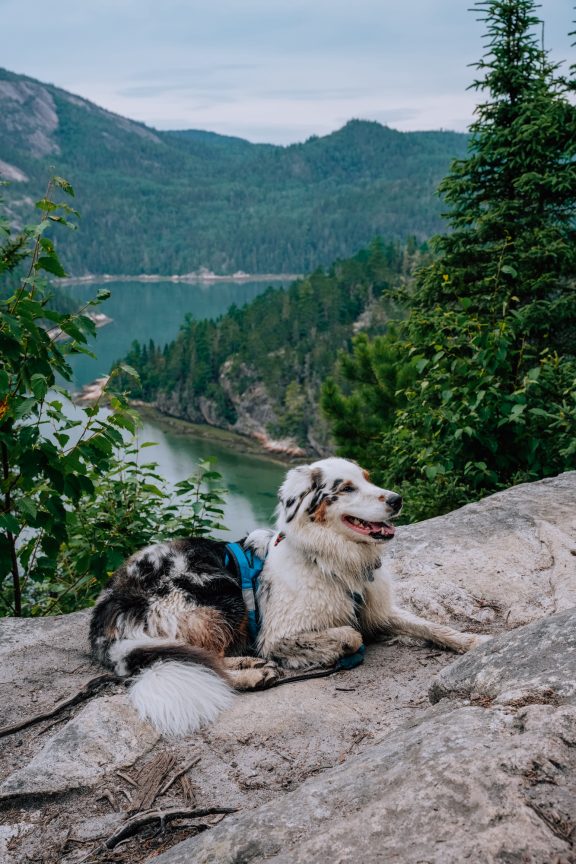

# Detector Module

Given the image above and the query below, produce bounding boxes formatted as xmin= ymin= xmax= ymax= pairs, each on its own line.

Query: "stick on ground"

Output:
xmin=0 ymin=674 xmax=119 ymax=739
xmin=104 ymin=806 xmax=237 ymax=849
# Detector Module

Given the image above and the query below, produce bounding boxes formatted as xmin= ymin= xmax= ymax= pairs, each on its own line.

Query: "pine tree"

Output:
xmin=324 ymin=0 xmax=576 ymax=520
xmin=420 ymin=0 xmax=576 ymax=322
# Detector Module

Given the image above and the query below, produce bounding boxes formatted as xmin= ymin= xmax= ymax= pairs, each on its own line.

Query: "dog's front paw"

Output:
xmin=329 ymin=625 xmax=363 ymax=656
xmin=468 ymin=633 xmax=492 ymax=650
xmin=460 ymin=633 xmax=492 ymax=652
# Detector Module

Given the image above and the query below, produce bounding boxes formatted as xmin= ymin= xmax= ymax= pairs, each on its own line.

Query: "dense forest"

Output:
xmin=120 ymin=239 xmax=420 ymax=452
xmin=0 ymin=67 xmax=467 ymax=275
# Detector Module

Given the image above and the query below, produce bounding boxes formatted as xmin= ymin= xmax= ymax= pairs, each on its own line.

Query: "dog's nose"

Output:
xmin=387 ymin=493 xmax=403 ymax=513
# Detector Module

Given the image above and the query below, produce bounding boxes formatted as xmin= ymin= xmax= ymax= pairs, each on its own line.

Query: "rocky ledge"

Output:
xmin=0 ymin=472 xmax=575 ymax=863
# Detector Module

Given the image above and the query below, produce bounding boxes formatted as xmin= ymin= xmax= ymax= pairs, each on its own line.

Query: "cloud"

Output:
xmin=0 ymin=0 xmax=572 ymax=143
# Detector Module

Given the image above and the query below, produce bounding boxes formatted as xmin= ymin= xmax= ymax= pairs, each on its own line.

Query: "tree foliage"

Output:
xmin=119 ymin=239 xmax=421 ymax=450
xmin=0 ymin=182 xmax=227 ymax=616
xmin=325 ymin=0 xmax=576 ymax=520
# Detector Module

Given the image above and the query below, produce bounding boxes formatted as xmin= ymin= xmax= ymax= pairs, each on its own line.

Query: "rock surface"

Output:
xmin=390 ymin=471 xmax=576 ymax=629
xmin=154 ymin=703 xmax=576 ymax=864
xmin=0 ymin=472 xmax=574 ymax=863
xmin=0 ymin=695 xmax=159 ymax=799
xmin=156 ymin=608 xmax=576 ymax=863
xmin=429 ymin=607 xmax=576 ymax=707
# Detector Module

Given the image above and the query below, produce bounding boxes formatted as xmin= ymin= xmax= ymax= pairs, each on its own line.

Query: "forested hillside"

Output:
xmin=120 ymin=239 xmax=420 ymax=453
xmin=0 ymin=67 xmax=467 ymax=275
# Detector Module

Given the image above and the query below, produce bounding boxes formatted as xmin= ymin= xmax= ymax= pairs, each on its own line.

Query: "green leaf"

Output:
xmin=30 ymin=374 xmax=48 ymax=400
xmin=0 ymin=513 xmax=20 ymax=534
xmin=37 ymin=255 xmax=67 ymax=278
xmin=53 ymin=176 xmax=75 ymax=197
xmin=116 ymin=363 xmax=140 ymax=381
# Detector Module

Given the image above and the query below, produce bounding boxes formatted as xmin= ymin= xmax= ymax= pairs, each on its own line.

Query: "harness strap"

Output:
xmin=224 ymin=542 xmax=366 ymax=672
xmin=225 ymin=542 xmax=265 ymax=649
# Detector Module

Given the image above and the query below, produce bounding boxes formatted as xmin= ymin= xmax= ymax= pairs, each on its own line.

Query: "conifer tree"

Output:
xmin=418 ymin=0 xmax=576 ymax=333
xmin=324 ymin=0 xmax=576 ymax=519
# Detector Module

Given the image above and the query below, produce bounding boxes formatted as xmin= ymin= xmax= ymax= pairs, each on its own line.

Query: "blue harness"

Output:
xmin=224 ymin=542 xmax=265 ymax=649
xmin=224 ymin=541 xmax=366 ymax=669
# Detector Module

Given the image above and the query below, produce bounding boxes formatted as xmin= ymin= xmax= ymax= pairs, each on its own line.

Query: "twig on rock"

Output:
xmin=128 ymin=752 xmax=176 ymax=813
xmin=103 ymin=806 xmax=237 ymax=849
xmin=180 ymin=774 xmax=196 ymax=803
xmin=115 ymin=769 xmax=138 ymax=788
xmin=96 ymin=789 xmax=118 ymax=811
xmin=158 ymin=755 xmax=201 ymax=798
xmin=118 ymin=787 xmax=133 ymax=806
xmin=0 ymin=674 xmax=119 ymax=739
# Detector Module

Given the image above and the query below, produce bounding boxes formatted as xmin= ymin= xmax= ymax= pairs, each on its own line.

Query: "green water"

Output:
xmin=65 ymin=279 xmax=282 ymax=389
xmin=135 ymin=416 xmax=285 ymax=538
xmin=64 ymin=279 xmax=288 ymax=537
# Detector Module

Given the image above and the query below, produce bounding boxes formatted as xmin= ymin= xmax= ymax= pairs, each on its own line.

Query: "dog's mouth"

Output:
xmin=342 ymin=515 xmax=396 ymax=541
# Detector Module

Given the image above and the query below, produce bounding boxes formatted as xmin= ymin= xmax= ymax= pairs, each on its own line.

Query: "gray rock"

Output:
xmin=149 ymin=576 xmax=576 ymax=864
xmin=429 ymin=607 xmax=576 ymax=707
xmin=0 ymin=695 xmax=159 ymax=799
xmin=70 ymin=812 xmax=125 ymax=842
xmin=0 ymin=610 xmax=92 ymax=726
xmin=389 ymin=471 xmax=576 ymax=630
xmin=153 ymin=703 xmax=576 ymax=864
xmin=0 ymin=79 xmax=60 ymax=156
xmin=0 ymin=822 xmax=36 ymax=864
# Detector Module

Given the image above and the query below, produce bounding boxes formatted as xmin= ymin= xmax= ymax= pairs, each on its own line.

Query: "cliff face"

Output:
xmin=1 ymin=472 xmax=575 ymax=864
xmin=154 ymin=361 xmax=310 ymax=456
xmin=0 ymin=77 xmax=60 ymax=159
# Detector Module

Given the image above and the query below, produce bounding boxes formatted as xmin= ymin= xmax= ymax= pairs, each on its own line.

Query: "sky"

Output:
xmin=0 ymin=0 xmax=573 ymax=144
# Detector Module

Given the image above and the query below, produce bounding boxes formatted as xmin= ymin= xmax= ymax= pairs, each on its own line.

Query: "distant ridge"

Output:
xmin=0 ymin=67 xmax=469 ymax=275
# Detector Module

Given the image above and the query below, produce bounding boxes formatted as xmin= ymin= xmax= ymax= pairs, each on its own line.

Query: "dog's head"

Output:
xmin=277 ymin=457 xmax=402 ymax=544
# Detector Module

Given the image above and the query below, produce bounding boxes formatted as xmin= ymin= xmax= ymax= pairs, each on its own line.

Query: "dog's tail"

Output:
xmin=108 ymin=638 xmax=234 ymax=737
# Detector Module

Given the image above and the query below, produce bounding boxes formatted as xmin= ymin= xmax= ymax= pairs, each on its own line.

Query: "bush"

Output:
xmin=0 ymin=178 xmax=227 ymax=616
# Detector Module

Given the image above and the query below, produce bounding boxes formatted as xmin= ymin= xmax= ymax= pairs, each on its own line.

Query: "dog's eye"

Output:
xmin=340 ymin=484 xmax=356 ymax=493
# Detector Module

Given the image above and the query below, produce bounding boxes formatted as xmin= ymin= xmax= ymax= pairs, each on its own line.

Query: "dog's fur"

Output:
xmin=90 ymin=457 xmax=485 ymax=736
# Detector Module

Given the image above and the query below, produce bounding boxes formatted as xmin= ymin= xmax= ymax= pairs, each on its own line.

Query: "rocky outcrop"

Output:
xmin=0 ymin=78 xmax=59 ymax=157
xmin=155 ymin=360 xmax=309 ymax=457
xmin=154 ymin=699 xmax=576 ymax=864
xmin=0 ymin=473 xmax=574 ymax=864
xmin=390 ymin=471 xmax=576 ymax=630
xmin=429 ymin=607 xmax=576 ymax=707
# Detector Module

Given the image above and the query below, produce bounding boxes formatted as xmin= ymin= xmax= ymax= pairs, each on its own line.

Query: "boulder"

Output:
xmin=152 ymin=702 xmax=576 ymax=864
xmin=389 ymin=471 xmax=576 ymax=630
xmin=0 ymin=695 xmax=159 ymax=799
xmin=0 ymin=472 xmax=574 ymax=863
xmin=429 ymin=607 xmax=576 ymax=707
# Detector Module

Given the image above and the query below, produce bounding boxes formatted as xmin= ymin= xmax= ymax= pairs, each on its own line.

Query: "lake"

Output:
xmin=62 ymin=279 xmax=290 ymax=537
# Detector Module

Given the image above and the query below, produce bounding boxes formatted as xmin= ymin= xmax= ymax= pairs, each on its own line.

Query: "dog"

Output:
xmin=90 ymin=457 xmax=485 ymax=736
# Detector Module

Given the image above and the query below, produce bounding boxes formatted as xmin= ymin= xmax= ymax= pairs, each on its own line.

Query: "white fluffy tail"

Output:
xmin=130 ymin=660 xmax=234 ymax=736
xmin=109 ymin=638 xmax=234 ymax=737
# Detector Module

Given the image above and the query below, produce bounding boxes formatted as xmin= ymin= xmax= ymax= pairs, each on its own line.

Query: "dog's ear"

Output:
xmin=278 ymin=464 xmax=324 ymax=523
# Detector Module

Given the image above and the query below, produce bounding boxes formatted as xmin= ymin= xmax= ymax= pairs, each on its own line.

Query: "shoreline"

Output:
xmin=55 ymin=271 xmax=301 ymax=287
xmin=74 ymin=379 xmax=303 ymax=465
xmin=133 ymin=403 xmax=304 ymax=466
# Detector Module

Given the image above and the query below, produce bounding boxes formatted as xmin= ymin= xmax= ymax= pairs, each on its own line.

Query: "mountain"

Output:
xmin=0 ymin=67 xmax=468 ymax=276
